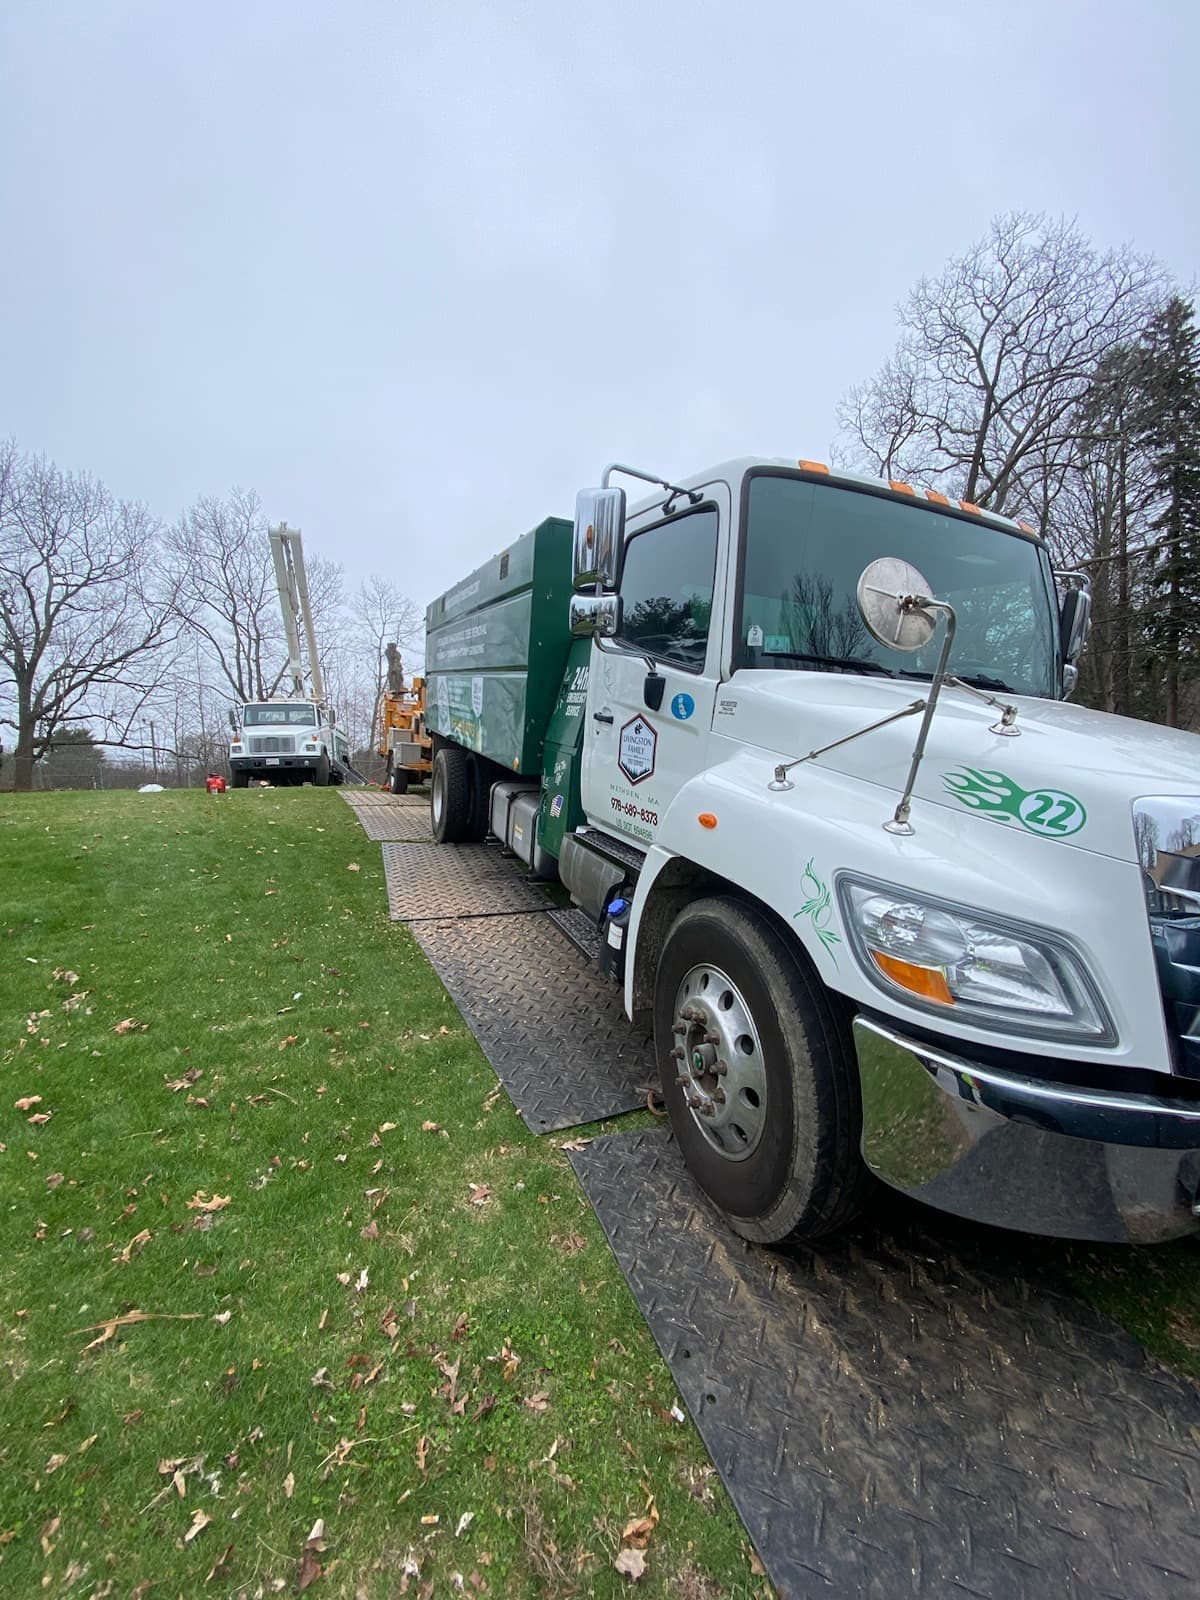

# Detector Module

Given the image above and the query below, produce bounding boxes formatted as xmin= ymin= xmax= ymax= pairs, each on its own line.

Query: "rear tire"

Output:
xmin=231 ymin=770 xmax=249 ymax=790
xmin=654 ymin=895 xmax=870 ymax=1244
xmin=431 ymin=747 xmax=471 ymax=843
xmin=389 ymin=766 xmax=409 ymax=795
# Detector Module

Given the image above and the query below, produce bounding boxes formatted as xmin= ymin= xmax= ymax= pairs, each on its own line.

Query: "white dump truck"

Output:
xmin=425 ymin=458 xmax=1200 ymax=1245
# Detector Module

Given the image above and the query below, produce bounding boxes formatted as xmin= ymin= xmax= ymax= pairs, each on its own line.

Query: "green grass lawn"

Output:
xmin=4 ymin=789 xmax=1200 ymax=1600
xmin=0 ymin=789 xmax=765 ymax=1599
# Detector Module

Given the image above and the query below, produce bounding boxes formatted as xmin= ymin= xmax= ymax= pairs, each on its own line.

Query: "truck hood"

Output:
xmin=724 ymin=672 xmax=1200 ymax=862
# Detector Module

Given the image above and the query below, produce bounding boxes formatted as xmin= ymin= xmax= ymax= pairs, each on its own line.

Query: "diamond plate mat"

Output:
xmin=340 ymin=790 xmax=427 ymax=809
xmin=570 ymin=1129 xmax=1200 ymax=1600
xmin=380 ymin=841 xmax=551 ymax=922
xmin=352 ymin=806 xmax=434 ymax=842
xmin=412 ymin=913 xmax=654 ymax=1130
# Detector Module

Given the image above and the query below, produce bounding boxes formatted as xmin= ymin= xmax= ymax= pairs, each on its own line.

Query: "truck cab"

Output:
xmin=228 ymin=698 xmax=348 ymax=787
xmin=427 ymin=458 xmax=1200 ymax=1246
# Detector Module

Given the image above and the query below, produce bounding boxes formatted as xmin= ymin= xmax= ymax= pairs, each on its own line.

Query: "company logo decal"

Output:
xmin=670 ymin=692 xmax=695 ymax=721
xmin=943 ymin=767 xmax=1087 ymax=837
xmin=794 ymin=858 xmax=841 ymax=967
xmin=618 ymin=715 xmax=657 ymax=785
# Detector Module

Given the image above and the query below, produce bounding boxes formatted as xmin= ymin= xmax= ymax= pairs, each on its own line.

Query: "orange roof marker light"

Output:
xmin=1018 ymin=521 xmax=1038 ymax=535
xmin=797 ymin=459 xmax=830 ymax=474
xmin=889 ymin=480 xmax=916 ymax=496
xmin=698 ymin=812 xmax=718 ymax=830
xmin=959 ymin=500 xmax=982 ymax=515
xmin=925 ymin=489 xmax=951 ymax=506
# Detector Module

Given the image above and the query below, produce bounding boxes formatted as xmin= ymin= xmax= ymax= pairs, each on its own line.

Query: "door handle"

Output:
xmin=593 ymin=709 xmax=614 ymax=725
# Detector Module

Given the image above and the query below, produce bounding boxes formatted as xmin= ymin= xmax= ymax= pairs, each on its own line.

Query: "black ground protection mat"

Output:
xmin=352 ymin=806 xmax=434 ymax=842
xmin=569 ymin=1130 xmax=1200 ymax=1600
xmin=380 ymin=841 xmax=551 ymax=921
xmin=411 ymin=913 xmax=654 ymax=1131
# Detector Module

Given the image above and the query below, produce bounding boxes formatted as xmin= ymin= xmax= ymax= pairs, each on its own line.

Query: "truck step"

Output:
xmin=548 ymin=906 xmax=604 ymax=963
xmin=574 ymin=828 xmax=647 ymax=877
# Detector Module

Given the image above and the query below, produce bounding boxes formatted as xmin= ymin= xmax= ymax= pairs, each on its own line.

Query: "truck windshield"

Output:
xmin=739 ymin=473 xmax=1060 ymax=697
xmin=242 ymin=704 xmax=318 ymax=727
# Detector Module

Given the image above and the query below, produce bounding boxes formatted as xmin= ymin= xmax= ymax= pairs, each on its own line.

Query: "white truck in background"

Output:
xmin=227 ymin=524 xmax=350 ymax=788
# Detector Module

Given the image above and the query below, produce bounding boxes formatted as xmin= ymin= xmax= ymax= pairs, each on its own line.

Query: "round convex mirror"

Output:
xmin=856 ymin=558 xmax=939 ymax=653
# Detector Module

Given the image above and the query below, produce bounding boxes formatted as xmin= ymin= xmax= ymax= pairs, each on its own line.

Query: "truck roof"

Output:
xmin=626 ymin=456 xmax=1049 ymax=547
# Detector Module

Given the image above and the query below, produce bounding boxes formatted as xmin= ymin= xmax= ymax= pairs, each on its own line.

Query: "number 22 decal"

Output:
xmin=942 ymin=768 xmax=1087 ymax=838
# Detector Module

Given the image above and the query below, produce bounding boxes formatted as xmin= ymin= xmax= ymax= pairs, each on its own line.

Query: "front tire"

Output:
xmin=654 ymin=895 xmax=869 ymax=1244
xmin=431 ymin=747 xmax=471 ymax=843
xmin=312 ymin=753 xmax=331 ymax=787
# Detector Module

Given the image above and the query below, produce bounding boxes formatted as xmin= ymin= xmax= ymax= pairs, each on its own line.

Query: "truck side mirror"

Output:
xmin=227 ymin=708 xmax=238 ymax=731
xmin=573 ymin=488 xmax=625 ymax=591
xmin=569 ymin=593 xmax=623 ymax=638
xmin=1059 ymin=583 xmax=1092 ymax=666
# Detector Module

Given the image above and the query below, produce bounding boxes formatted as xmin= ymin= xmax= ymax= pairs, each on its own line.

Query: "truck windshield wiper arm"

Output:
xmin=898 ymin=668 xmax=1016 ymax=692
xmin=761 ymin=651 xmax=899 ymax=677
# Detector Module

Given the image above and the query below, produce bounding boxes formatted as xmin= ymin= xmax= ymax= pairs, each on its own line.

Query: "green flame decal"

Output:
xmin=795 ymin=857 xmax=842 ymax=966
xmin=942 ymin=767 xmax=1087 ymax=838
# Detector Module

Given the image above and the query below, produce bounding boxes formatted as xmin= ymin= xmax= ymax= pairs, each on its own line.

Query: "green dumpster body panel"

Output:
xmin=537 ymin=637 xmax=591 ymax=861
xmin=425 ymin=517 xmax=576 ymax=786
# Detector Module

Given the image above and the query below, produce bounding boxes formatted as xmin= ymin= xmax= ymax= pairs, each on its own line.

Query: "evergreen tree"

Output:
xmin=1139 ymin=297 xmax=1200 ymax=726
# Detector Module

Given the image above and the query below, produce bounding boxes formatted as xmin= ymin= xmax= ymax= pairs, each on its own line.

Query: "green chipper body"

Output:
xmin=424 ymin=517 xmax=589 ymax=861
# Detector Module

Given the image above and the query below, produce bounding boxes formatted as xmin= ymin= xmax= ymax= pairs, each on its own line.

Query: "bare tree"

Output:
xmin=0 ymin=442 xmax=183 ymax=791
xmin=839 ymin=213 xmax=1165 ymax=522
xmin=344 ymin=574 xmax=423 ymax=754
xmin=167 ymin=489 xmax=283 ymax=703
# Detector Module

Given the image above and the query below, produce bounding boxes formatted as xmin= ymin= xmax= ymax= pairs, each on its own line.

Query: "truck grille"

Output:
xmin=248 ymin=735 xmax=296 ymax=755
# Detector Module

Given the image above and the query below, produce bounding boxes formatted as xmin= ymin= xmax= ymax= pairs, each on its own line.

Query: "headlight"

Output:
xmin=837 ymin=876 xmax=1115 ymax=1043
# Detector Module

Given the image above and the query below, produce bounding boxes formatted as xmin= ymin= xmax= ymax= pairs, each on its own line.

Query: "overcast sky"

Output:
xmin=2 ymin=1 xmax=1197 ymax=613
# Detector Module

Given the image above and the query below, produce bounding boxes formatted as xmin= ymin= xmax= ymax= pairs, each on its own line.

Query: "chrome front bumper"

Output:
xmin=853 ymin=1016 xmax=1200 ymax=1243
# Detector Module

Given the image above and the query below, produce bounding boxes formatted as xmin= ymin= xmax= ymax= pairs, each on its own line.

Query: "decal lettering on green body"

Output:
xmin=795 ymin=858 xmax=842 ymax=967
xmin=942 ymin=767 xmax=1087 ymax=838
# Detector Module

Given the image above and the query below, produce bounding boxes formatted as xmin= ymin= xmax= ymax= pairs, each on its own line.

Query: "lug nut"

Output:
xmin=712 ymin=1087 xmax=726 ymax=1105
xmin=670 ymin=1046 xmax=685 ymax=1061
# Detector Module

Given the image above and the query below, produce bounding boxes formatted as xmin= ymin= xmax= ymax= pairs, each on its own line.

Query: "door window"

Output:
xmin=617 ymin=506 xmax=718 ymax=673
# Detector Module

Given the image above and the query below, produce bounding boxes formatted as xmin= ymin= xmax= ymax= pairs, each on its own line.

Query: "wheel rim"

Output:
xmin=671 ymin=964 xmax=767 ymax=1161
xmin=432 ymin=763 xmax=445 ymax=828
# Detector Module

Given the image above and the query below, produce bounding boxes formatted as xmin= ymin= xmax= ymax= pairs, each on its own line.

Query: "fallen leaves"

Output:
xmin=184 ymin=1507 xmax=212 ymax=1543
xmin=27 ymin=1111 xmax=52 ymax=1127
xmin=468 ymin=1184 xmax=492 ymax=1208
xmin=112 ymin=1017 xmax=146 ymax=1035
xmin=346 ymin=861 xmax=361 ymax=872
xmin=613 ymin=1547 xmax=647 ymax=1582
xmin=298 ymin=1520 xmax=326 ymax=1592
xmin=186 ymin=1192 xmax=231 ymax=1212
xmin=14 ymin=1094 xmax=41 ymax=1111
xmin=114 ymin=1227 xmax=152 ymax=1264
xmin=45 ymin=1451 xmax=69 ymax=1474
xmin=165 ymin=1068 xmax=203 ymax=1092
xmin=76 ymin=1308 xmax=202 ymax=1355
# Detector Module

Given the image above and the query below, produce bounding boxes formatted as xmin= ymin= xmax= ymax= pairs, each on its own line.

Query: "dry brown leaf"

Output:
xmin=165 ymin=1069 xmax=203 ymax=1091
xmin=77 ymin=1433 xmax=98 ymax=1454
xmin=379 ymin=1121 xmax=397 ymax=1134
xmin=346 ymin=861 xmax=361 ymax=872
xmin=206 ymin=1543 xmax=235 ymax=1583
xmin=212 ymin=1310 xmax=233 ymax=1326
xmin=613 ymin=1547 xmax=647 ymax=1581
xmin=278 ymin=1034 xmax=299 ymax=1050
xmin=359 ymin=1220 xmax=379 ymax=1242
xmin=749 ymin=1550 xmax=767 ymax=1576
xmin=14 ymin=1094 xmax=41 ymax=1111
xmin=76 ymin=1307 xmax=201 ymax=1354
xmin=416 ymin=1435 xmax=429 ymax=1474
xmin=186 ymin=1193 xmax=231 ymax=1212
xmin=468 ymin=1184 xmax=492 ymax=1207
xmin=184 ymin=1507 xmax=212 ymax=1542
xmin=27 ymin=1111 xmax=52 ymax=1126
xmin=112 ymin=1018 xmax=142 ymax=1034
xmin=39 ymin=1514 xmax=60 ymax=1555
xmin=46 ymin=1172 xmax=65 ymax=1189
xmin=452 ymin=1312 xmax=469 ymax=1341
xmin=283 ymin=1471 xmax=295 ymax=1499
xmin=471 ymin=1393 xmax=496 ymax=1422
xmin=523 ymin=1391 xmax=550 ymax=1415
xmin=115 ymin=1227 xmax=152 ymax=1264
xmin=45 ymin=1452 xmax=69 ymax=1473
xmin=420 ymin=1121 xmax=441 ymax=1133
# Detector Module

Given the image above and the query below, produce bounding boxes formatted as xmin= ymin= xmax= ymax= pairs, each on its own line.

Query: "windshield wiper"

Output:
xmin=894 ymin=668 xmax=1017 ymax=693
xmin=761 ymin=651 xmax=899 ymax=677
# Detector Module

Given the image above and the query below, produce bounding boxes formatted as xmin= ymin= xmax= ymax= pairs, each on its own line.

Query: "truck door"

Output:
xmin=581 ymin=484 xmax=728 ymax=847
